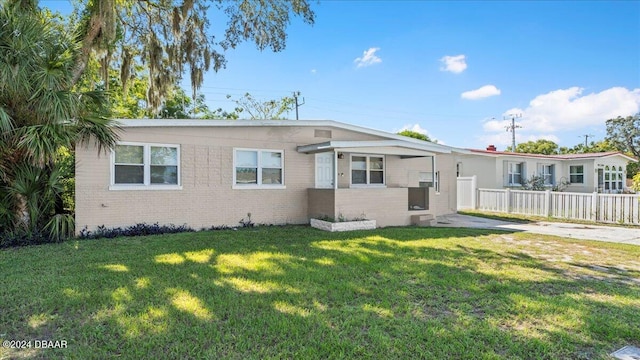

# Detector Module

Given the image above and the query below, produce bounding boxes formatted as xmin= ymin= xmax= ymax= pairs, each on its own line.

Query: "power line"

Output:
xmin=293 ymin=91 xmax=305 ymax=120
xmin=580 ymin=134 xmax=594 ymax=147
xmin=504 ymin=114 xmax=522 ymax=152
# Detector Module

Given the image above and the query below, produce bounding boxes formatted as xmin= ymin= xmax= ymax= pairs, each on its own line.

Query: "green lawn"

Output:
xmin=1 ymin=226 xmax=639 ymax=359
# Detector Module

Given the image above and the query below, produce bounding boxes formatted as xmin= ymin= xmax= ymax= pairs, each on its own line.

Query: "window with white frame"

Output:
xmin=419 ymin=171 xmax=439 ymax=192
xmin=351 ymin=155 xmax=384 ymax=185
xmin=537 ymin=164 xmax=555 ymax=186
xmin=112 ymin=143 xmax=180 ymax=188
xmin=569 ymin=165 xmax=584 ymax=184
xmin=603 ymin=165 xmax=624 ymax=192
xmin=234 ymin=149 xmax=284 ymax=187
xmin=506 ymin=162 xmax=524 ymax=186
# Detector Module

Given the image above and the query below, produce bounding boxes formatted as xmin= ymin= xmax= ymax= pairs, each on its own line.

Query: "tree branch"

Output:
xmin=70 ymin=14 xmax=104 ymax=87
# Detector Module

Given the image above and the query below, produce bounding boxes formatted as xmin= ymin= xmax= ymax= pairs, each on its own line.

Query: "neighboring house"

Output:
xmin=75 ymin=120 xmax=460 ymax=232
xmin=456 ymin=146 xmax=637 ymax=193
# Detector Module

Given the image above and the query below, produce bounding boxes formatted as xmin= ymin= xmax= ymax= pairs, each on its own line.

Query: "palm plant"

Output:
xmin=0 ymin=2 xmax=118 ymax=242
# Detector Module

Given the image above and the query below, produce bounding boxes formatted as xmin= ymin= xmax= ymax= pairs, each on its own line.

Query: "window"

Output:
xmin=537 ymin=164 xmax=555 ymax=186
xmin=111 ymin=143 xmax=180 ymax=189
xmin=602 ymin=165 xmax=624 ymax=192
xmin=350 ymin=155 xmax=384 ymax=186
xmin=419 ymin=171 xmax=439 ymax=192
xmin=506 ymin=162 xmax=524 ymax=186
xmin=569 ymin=165 xmax=584 ymax=184
xmin=234 ymin=149 xmax=284 ymax=188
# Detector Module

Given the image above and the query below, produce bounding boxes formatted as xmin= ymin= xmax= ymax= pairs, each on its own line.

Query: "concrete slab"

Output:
xmin=611 ymin=346 xmax=640 ymax=360
xmin=434 ymin=214 xmax=640 ymax=246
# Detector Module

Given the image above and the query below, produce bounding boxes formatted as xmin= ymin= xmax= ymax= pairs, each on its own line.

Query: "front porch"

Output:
xmin=308 ymin=187 xmax=436 ymax=227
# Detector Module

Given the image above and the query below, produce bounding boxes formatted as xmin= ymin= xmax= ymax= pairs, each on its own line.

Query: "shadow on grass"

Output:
xmin=458 ymin=210 xmax=537 ymax=224
xmin=1 ymin=226 xmax=639 ymax=359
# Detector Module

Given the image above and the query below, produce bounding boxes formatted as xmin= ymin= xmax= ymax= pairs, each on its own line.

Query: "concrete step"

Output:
xmin=411 ymin=214 xmax=437 ymax=227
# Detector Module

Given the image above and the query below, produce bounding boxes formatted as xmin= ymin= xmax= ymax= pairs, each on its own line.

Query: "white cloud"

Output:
xmin=504 ymin=87 xmax=640 ymax=133
xmin=440 ymin=55 xmax=467 ymax=74
xmin=477 ymin=87 xmax=640 ymax=148
xmin=354 ymin=47 xmax=382 ymax=68
xmin=395 ymin=124 xmax=440 ymax=143
xmin=310 ymin=69 xmax=317 ymax=74
xmin=461 ymin=85 xmax=501 ymax=100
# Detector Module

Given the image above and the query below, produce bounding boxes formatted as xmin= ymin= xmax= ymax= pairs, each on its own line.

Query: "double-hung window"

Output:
xmin=537 ymin=164 xmax=555 ymax=186
xmin=351 ymin=155 xmax=384 ymax=186
xmin=506 ymin=162 xmax=523 ymax=186
xmin=234 ymin=149 xmax=284 ymax=188
xmin=569 ymin=165 xmax=584 ymax=184
xmin=111 ymin=143 xmax=180 ymax=189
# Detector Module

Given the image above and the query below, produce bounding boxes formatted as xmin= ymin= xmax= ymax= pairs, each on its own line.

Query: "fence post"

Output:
xmin=591 ymin=192 xmax=598 ymax=221
xmin=471 ymin=175 xmax=477 ymax=209
xmin=505 ymin=188 xmax=511 ymax=213
xmin=544 ymin=190 xmax=551 ymax=217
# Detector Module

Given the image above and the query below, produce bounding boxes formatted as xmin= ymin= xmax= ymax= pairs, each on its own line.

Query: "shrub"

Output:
xmin=632 ymin=173 xmax=640 ymax=193
xmin=0 ymin=230 xmax=52 ymax=248
xmin=78 ymin=223 xmax=194 ymax=240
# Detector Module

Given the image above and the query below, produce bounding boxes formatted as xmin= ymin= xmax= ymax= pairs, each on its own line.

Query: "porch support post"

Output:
xmin=431 ymin=156 xmax=436 ymax=186
xmin=334 ymin=149 xmax=338 ymax=190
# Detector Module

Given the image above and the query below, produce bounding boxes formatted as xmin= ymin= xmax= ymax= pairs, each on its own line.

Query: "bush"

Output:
xmin=78 ymin=223 xmax=195 ymax=240
xmin=632 ymin=173 xmax=640 ymax=193
xmin=0 ymin=230 xmax=53 ymax=248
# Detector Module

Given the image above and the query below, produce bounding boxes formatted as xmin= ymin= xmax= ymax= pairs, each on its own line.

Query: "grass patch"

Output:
xmin=1 ymin=226 xmax=639 ymax=359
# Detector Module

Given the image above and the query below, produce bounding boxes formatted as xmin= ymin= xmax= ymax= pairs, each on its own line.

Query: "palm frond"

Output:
xmin=16 ymin=124 xmax=75 ymax=166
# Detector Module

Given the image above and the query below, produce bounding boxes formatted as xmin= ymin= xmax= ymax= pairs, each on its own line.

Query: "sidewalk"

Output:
xmin=434 ymin=213 xmax=640 ymax=246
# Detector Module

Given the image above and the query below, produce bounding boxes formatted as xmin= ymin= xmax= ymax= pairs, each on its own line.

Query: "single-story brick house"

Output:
xmin=456 ymin=145 xmax=637 ymax=193
xmin=75 ymin=120 xmax=461 ymax=232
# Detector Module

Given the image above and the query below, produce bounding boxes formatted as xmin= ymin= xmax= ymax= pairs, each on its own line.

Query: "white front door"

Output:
xmin=315 ymin=152 xmax=334 ymax=188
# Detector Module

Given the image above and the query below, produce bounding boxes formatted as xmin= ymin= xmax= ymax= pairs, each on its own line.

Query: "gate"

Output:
xmin=457 ymin=176 xmax=476 ymax=210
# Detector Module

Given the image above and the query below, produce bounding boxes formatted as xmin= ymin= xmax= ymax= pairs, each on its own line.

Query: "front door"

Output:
xmin=315 ymin=152 xmax=334 ymax=188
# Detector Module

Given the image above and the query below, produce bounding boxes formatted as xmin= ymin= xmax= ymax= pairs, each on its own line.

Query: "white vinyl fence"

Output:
xmin=473 ymin=188 xmax=640 ymax=225
xmin=457 ymin=176 xmax=477 ymax=209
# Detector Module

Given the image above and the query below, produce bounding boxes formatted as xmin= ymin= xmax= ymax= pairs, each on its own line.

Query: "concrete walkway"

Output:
xmin=434 ymin=213 xmax=640 ymax=246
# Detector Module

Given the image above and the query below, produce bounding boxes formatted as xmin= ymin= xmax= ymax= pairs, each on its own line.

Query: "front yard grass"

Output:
xmin=1 ymin=226 xmax=639 ymax=359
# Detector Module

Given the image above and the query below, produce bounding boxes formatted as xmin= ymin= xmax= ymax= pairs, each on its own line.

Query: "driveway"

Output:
xmin=435 ymin=214 xmax=640 ymax=246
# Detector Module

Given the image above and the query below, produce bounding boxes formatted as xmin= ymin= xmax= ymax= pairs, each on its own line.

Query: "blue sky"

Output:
xmin=41 ymin=0 xmax=640 ymax=150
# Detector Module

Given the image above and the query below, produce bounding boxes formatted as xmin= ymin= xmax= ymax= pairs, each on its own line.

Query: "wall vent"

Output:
xmin=314 ymin=129 xmax=332 ymax=138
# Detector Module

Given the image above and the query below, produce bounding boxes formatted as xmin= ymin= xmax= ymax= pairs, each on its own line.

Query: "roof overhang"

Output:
xmin=462 ymin=149 xmax=638 ymax=162
xmin=297 ymin=140 xmax=447 ymax=157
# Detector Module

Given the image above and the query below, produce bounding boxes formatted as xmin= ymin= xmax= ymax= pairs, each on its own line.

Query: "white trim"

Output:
xmin=109 ymin=185 xmax=183 ymax=191
xmin=297 ymin=140 xmax=444 ymax=156
xmin=569 ymin=164 xmax=585 ymax=184
xmin=110 ymin=141 xmax=181 ymax=189
xmin=506 ymin=161 xmax=524 ymax=187
xmin=466 ymin=149 xmax=637 ymax=162
xmin=231 ymin=184 xmax=286 ymax=190
xmin=334 ymin=150 xmax=338 ymax=190
xmin=112 ymin=119 xmax=457 ymax=154
xmin=233 ymin=148 xmax=285 ymax=189
xmin=536 ymin=163 xmax=555 ymax=186
xmin=349 ymin=154 xmax=386 ymax=187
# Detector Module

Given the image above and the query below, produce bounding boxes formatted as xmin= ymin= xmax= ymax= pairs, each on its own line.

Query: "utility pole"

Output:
xmin=293 ymin=91 xmax=305 ymax=120
xmin=504 ymin=114 xmax=522 ymax=152
xmin=581 ymin=134 xmax=594 ymax=148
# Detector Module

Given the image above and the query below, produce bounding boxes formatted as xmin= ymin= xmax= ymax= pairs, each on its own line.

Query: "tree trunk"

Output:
xmin=70 ymin=15 xmax=104 ymax=87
